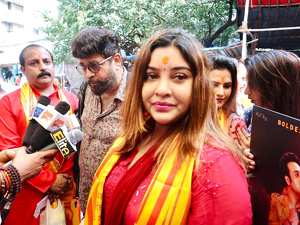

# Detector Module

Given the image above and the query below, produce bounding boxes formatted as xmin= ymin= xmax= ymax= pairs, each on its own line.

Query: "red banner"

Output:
xmin=237 ymin=0 xmax=300 ymax=7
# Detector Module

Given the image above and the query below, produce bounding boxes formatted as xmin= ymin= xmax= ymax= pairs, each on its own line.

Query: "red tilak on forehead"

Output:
xmin=162 ymin=56 xmax=170 ymax=65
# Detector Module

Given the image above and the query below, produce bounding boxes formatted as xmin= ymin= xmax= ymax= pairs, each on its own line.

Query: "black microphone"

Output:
xmin=26 ymin=101 xmax=70 ymax=153
xmin=40 ymin=128 xmax=83 ymax=158
xmin=22 ymin=96 xmax=50 ymax=147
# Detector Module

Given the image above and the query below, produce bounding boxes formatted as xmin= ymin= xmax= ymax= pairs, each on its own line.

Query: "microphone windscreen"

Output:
xmin=49 ymin=128 xmax=83 ymax=158
xmin=22 ymin=95 xmax=50 ymax=146
xmin=69 ymin=129 xmax=83 ymax=144
xmin=38 ymin=95 xmax=51 ymax=106
xmin=39 ymin=129 xmax=83 ymax=152
xmin=54 ymin=101 xmax=70 ymax=115
xmin=27 ymin=101 xmax=70 ymax=153
xmin=27 ymin=126 xmax=52 ymax=153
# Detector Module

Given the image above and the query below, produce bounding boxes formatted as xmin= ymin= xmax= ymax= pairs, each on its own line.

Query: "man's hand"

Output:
xmin=50 ymin=173 xmax=72 ymax=195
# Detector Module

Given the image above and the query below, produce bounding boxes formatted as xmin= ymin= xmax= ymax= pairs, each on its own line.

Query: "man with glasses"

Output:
xmin=71 ymin=27 xmax=128 ymax=212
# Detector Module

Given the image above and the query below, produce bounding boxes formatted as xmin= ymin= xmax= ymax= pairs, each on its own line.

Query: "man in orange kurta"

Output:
xmin=0 ymin=44 xmax=78 ymax=225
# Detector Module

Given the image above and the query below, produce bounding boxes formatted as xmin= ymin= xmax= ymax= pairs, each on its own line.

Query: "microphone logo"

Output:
xmin=50 ymin=128 xmax=75 ymax=158
xmin=36 ymin=106 xmax=66 ymax=132
xmin=32 ymin=105 xmax=47 ymax=118
xmin=64 ymin=114 xmax=80 ymax=130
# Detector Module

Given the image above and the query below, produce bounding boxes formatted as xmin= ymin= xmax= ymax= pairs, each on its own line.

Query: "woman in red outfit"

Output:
xmin=84 ymin=28 xmax=252 ymax=225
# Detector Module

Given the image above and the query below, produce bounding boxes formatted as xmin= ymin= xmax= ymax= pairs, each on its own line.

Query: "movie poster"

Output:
xmin=250 ymin=105 xmax=300 ymax=225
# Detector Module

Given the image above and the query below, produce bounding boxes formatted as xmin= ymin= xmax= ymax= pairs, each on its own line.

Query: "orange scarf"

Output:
xmin=20 ymin=82 xmax=69 ymax=123
xmin=85 ymin=137 xmax=195 ymax=225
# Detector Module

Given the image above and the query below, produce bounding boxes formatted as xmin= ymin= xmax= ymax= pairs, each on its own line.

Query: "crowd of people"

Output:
xmin=0 ymin=26 xmax=299 ymax=225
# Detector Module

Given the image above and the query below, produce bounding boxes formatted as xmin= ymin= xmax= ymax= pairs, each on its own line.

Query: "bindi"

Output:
xmin=162 ymin=56 xmax=169 ymax=65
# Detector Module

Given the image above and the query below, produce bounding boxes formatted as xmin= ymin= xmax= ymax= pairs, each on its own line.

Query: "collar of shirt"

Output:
xmin=114 ymin=67 xmax=128 ymax=103
xmin=29 ymin=83 xmax=59 ymax=99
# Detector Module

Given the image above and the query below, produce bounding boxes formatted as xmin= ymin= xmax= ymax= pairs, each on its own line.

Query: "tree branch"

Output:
xmin=202 ymin=0 xmax=236 ymax=47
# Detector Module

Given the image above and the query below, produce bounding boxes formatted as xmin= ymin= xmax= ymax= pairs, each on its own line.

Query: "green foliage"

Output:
xmin=43 ymin=0 xmax=238 ymax=63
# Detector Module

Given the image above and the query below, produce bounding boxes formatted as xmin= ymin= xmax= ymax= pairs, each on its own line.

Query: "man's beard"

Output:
xmin=88 ymin=70 xmax=117 ymax=96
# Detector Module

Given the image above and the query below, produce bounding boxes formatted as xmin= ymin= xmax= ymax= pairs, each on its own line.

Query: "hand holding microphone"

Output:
xmin=26 ymin=101 xmax=71 ymax=154
xmin=25 ymin=100 xmax=83 ymax=159
xmin=0 ymin=147 xmax=58 ymax=181
xmin=12 ymin=147 xmax=58 ymax=181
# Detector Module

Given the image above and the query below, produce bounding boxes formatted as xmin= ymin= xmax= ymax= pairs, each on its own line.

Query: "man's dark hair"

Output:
xmin=279 ymin=152 xmax=300 ymax=180
xmin=71 ymin=27 xmax=120 ymax=59
xmin=19 ymin=44 xmax=53 ymax=66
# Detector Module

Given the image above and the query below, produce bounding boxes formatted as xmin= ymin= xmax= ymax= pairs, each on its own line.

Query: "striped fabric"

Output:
xmin=85 ymin=137 xmax=195 ymax=225
xmin=20 ymin=82 xmax=70 ymax=123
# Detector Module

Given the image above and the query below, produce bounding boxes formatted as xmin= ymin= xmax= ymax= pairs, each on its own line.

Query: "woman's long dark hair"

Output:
xmin=245 ymin=50 xmax=300 ymax=118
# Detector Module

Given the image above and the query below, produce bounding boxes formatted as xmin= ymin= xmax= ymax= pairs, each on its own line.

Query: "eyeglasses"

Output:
xmin=76 ymin=56 xmax=113 ymax=75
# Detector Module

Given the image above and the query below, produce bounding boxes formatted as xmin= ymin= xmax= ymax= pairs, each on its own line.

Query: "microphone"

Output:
xmin=26 ymin=101 xmax=70 ymax=154
xmin=68 ymin=129 xmax=83 ymax=144
xmin=35 ymin=101 xmax=70 ymax=132
xmin=39 ymin=128 xmax=83 ymax=158
xmin=50 ymin=127 xmax=83 ymax=158
xmin=64 ymin=114 xmax=81 ymax=130
xmin=22 ymin=96 xmax=50 ymax=146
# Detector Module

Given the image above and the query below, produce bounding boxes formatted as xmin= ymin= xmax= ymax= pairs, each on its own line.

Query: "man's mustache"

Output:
xmin=37 ymin=71 xmax=51 ymax=78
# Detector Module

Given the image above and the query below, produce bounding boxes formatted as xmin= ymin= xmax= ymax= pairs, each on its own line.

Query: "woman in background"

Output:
xmin=83 ymin=28 xmax=252 ymax=225
xmin=241 ymin=50 xmax=300 ymax=225
xmin=239 ymin=50 xmax=300 ymax=160
xmin=245 ymin=50 xmax=300 ymax=119
xmin=209 ymin=55 xmax=247 ymax=146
